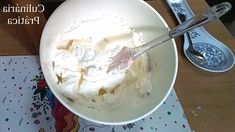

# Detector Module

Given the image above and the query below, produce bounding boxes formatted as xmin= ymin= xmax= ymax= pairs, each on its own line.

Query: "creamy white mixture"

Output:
xmin=52 ymin=16 xmax=152 ymax=108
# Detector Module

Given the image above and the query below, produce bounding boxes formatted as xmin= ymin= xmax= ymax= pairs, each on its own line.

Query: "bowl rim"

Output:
xmin=40 ymin=0 xmax=178 ymax=125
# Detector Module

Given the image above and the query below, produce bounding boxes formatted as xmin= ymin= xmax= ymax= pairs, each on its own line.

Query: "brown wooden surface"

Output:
xmin=0 ymin=0 xmax=46 ymax=54
xmin=1 ymin=0 xmax=235 ymax=131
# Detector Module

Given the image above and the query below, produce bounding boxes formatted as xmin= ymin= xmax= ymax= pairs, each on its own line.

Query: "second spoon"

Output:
xmin=178 ymin=13 xmax=206 ymax=64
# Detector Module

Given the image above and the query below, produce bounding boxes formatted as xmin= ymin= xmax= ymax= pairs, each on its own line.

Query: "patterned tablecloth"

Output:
xmin=0 ymin=56 xmax=191 ymax=132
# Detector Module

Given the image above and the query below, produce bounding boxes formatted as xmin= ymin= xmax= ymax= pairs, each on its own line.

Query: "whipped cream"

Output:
xmin=52 ymin=16 xmax=152 ymax=108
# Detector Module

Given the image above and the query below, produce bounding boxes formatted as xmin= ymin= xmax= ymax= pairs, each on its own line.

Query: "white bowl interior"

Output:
xmin=40 ymin=0 xmax=178 ymax=125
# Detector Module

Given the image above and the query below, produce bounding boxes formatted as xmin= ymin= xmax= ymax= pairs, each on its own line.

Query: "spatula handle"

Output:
xmin=130 ymin=2 xmax=232 ymax=59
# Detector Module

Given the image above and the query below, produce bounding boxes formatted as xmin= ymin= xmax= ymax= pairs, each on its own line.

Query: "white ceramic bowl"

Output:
xmin=40 ymin=0 xmax=178 ymax=125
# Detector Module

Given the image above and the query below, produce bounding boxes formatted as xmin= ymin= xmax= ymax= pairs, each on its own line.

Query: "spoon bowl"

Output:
xmin=186 ymin=41 xmax=235 ymax=72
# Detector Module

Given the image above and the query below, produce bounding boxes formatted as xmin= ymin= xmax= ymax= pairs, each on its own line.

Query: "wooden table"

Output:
xmin=1 ymin=0 xmax=235 ymax=131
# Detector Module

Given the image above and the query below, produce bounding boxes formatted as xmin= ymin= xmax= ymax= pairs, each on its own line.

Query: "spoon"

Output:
xmin=178 ymin=13 xmax=206 ymax=64
xmin=167 ymin=0 xmax=235 ymax=72
xmin=107 ymin=2 xmax=232 ymax=73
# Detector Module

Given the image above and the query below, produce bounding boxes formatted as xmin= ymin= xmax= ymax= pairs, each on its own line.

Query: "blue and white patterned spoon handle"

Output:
xmin=166 ymin=0 xmax=195 ymax=23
